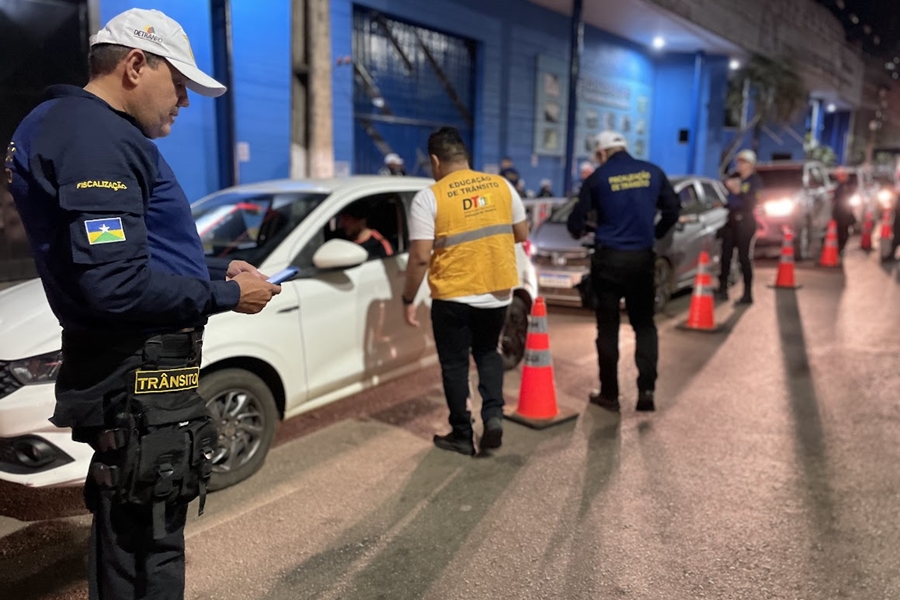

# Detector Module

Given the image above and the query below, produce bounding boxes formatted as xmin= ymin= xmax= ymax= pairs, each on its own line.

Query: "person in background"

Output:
xmin=403 ymin=127 xmax=528 ymax=456
xmin=831 ymin=167 xmax=856 ymax=255
xmin=567 ymin=130 xmax=679 ymax=414
xmin=538 ymin=179 xmax=555 ymax=197
xmin=379 ymin=153 xmax=407 ymax=176
xmin=717 ymin=149 xmax=761 ymax=305
xmin=571 ymin=161 xmax=597 ymax=196
xmin=499 ymin=156 xmax=520 ymax=187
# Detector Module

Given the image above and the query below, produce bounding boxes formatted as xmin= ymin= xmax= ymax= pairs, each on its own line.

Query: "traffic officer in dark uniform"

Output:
xmin=717 ymin=149 xmax=762 ymax=304
xmin=5 ymin=9 xmax=280 ymax=599
xmin=568 ymin=131 xmax=680 ymax=413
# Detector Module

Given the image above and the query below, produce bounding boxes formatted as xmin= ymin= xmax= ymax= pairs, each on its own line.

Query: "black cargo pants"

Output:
xmin=62 ymin=329 xmax=206 ymax=600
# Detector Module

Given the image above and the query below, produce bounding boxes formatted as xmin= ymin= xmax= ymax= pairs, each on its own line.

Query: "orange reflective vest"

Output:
xmin=428 ymin=169 xmax=518 ymax=299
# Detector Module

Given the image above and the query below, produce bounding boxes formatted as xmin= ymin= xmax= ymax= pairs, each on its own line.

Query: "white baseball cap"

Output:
xmin=384 ymin=153 xmax=404 ymax=165
xmin=735 ymin=149 xmax=757 ymax=165
xmin=595 ymin=130 xmax=628 ymax=151
xmin=90 ymin=8 xmax=226 ymax=98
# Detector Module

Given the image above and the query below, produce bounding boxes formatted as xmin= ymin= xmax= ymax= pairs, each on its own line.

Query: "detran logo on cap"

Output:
xmin=133 ymin=25 xmax=163 ymax=44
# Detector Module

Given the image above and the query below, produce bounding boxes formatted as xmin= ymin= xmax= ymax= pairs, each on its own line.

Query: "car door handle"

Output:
xmin=277 ymin=305 xmax=300 ymax=314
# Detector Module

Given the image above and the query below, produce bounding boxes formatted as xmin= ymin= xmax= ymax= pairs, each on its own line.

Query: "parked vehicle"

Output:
xmin=0 ymin=177 xmax=537 ymax=490
xmin=753 ymin=161 xmax=834 ymax=259
xmin=529 ymin=176 xmax=734 ymax=313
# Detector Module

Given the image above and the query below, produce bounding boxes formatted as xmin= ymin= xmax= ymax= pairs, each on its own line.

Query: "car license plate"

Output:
xmin=539 ymin=273 xmax=576 ymax=288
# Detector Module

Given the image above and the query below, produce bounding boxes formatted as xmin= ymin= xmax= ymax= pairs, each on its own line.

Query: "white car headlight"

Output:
xmin=877 ymin=189 xmax=894 ymax=207
xmin=9 ymin=350 xmax=63 ymax=385
xmin=763 ymin=199 xmax=796 ymax=218
xmin=849 ymin=194 xmax=861 ymax=207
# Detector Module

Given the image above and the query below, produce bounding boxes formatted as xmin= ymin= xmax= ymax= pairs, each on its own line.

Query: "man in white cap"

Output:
xmin=567 ymin=130 xmax=679 ymax=414
xmin=5 ymin=8 xmax=281 ymax=599
xmin=717 ymin=149 xmax=762 ymax=304
xmin=380 ymin=152 xmax=407 ymax=176
xmin=570 ymin=161 xmax=596 ymax=196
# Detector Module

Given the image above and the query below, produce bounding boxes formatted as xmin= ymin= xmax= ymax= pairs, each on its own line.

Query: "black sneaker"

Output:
xmin=636 ymin=390 xmax=655 ymax=412
xmin=433 ymin=431 xmax=475 ymax=456
xmin=589 ymin=391 xmax=620 ymax=412
xmin=734 ymin=296 xmax=753 ymax=306
xmin=481 ymin=417 xmax=503 ymax=450
xmin=714 ymin=290 xmax=729 ymax=302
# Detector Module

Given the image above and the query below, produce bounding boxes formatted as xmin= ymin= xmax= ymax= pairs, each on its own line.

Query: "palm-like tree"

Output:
xmin=721 ymin=53 xmax=808 ymax=174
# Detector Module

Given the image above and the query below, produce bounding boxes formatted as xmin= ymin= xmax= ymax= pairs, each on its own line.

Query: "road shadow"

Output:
xmin=0 ymin=481 xmax=86 ymax=522
xmin=258 ymin=426 xmax=564 ymax=600
xmin=0 ymin=519 xmax=90 ymax=599
xmin=774 ymin=288 xmax=865 ymax=589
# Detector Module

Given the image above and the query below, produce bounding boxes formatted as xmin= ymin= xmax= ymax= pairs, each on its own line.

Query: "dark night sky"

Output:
xmin=813 ymin=0 xmax=900 ymax=57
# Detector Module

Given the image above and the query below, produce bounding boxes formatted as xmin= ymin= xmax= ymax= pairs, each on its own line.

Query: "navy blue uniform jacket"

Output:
xmin=6 ymin=85 xmax=241 ymax=336
xmin=567 ymin=152 xmax=680 ymax=250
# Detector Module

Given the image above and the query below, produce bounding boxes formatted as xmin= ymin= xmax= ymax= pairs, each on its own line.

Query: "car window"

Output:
xmin=701 ymin=182 xmax=725 ymax=208
xmin=296 ymin=192 xmax=408 ymax=270
xmin=192 ymin=192 xmax=328 ymax=264
xmin=678 ymin=182 xmax=702 ymax=213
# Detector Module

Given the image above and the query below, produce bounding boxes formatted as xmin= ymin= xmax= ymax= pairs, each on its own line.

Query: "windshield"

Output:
xmin=757 ymin=168 xmax=804 ymax=189
xmin=192 ymin=191 xmax=329 ymax=264
xmin=548 ymin=197 xmax=578 ymax=223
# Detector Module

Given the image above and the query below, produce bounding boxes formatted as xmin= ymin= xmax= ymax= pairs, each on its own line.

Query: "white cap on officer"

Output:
xmin=90 ymin=8 xmax=226 ymax=98
xmin=384 ymin=153 xmax=404 ymax=165
xmin=736 ymin=149 xmax=757 ymax=165
xmin=595 ymin=130 xmax=628 ymax=151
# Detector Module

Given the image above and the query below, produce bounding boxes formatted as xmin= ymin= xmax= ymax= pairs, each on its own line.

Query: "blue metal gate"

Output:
xmin=352 ymin=9 xmax=476 ymax=177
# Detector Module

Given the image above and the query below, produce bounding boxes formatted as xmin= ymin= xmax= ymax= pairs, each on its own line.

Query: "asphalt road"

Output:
xmin=3 ymin=248 xmax=900 ymax=599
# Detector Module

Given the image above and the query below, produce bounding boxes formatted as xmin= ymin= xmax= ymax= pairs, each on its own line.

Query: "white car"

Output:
xmin=0 ymin=176 xmax=537 ymax=490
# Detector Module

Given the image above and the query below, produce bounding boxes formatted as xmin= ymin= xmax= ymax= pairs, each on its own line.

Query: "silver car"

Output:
xmin=530 ymin=176 xmax=733 ymax=312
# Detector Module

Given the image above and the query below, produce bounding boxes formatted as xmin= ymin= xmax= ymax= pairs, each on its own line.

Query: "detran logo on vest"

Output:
xmin=463 ymin=195 xmax=490 ymax=211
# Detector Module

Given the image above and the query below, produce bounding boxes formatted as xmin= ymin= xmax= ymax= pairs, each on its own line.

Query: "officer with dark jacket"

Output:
xmin=5 ymin=9 xmax=280 ymax=599
xmin=831 ymin=167 xmax=856 ymax=254
xmin=568 ymin=131 xmax=679 ymax=413
xmin=717 ymin=149 xmax=761 ymax=304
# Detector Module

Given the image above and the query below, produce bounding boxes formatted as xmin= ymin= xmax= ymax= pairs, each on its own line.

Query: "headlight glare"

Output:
xmin=849 ymin=194 xmax=861 ymax=207
xmin=763 ymin=199 xmax=796 ymax=218
xmin=9 ymin=351 xmax=63 ymax=385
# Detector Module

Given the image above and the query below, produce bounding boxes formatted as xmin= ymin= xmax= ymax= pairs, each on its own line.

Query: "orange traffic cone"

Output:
xmin=677 ymin=251 xmax=724 ymax=332
xmin=504 ymin=297 xmax=578 ymax=429
xmin=818 ymin=220 xmax=840 ymax=267
xmin=880 ymin=208 xmax=894 ymax=261
xmin=769 ymin=226 xmax=802 ymax=289
xmin=860 ymin=210 xmax=873 ymax=251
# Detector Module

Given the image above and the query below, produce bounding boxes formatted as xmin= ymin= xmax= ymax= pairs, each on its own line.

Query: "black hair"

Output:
xmin=427 ymin=127 xmax=470 ymax=164
xmin=339 ymin=201 xmax=369 ymax=220
xmin=89 ymin=44 xmax=164 ymax=77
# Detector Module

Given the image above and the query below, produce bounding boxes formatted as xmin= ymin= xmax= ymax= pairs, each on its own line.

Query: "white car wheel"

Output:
xmin=200 ymin=368 xmax=278 ymax=491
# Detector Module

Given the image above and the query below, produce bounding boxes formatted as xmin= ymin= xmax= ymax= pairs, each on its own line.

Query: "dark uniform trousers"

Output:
xmin=62 ymin=330 xmax=205 ymax=600
xmin=718 ymin=214 xmax=757 ymax=297
xmin=431 ymin=299 xmax=507 ymax=435
xmin=590 ymin=247 xmax=658 ymax=399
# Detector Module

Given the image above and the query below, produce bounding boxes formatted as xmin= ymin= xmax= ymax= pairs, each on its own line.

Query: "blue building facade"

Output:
xmin=92 ymin=0 xmax=844 ymax=199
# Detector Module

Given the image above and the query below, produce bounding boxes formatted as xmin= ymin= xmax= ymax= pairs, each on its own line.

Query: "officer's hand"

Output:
xmin=725 ymin=178 xmax=740 ymax=194
xmin=232 ymin=272 xmax=281 ymax=314
xmin=226 ymin=260 xmax=268 ymax=281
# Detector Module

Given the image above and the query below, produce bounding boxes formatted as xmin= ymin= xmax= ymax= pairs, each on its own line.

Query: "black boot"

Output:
xmin=433 ymin=430 xmax=475 ymax=456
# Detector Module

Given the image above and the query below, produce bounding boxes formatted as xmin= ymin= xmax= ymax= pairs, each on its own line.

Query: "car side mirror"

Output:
xmin=312 ymin=239 xmax=368 ymax=271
